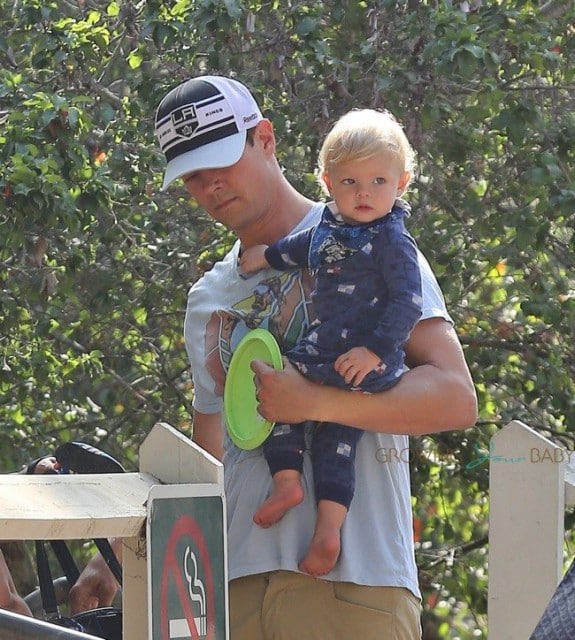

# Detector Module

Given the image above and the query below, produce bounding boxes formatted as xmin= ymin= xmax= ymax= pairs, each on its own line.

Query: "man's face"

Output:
xmin=181 ymin=130 xmax=272 ymax=234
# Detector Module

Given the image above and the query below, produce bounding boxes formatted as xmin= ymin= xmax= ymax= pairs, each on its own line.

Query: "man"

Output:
xmin=73 ymin=75 xmax=477 ymax=638
xmin=155 ymin=75 xmax=476 ymax=640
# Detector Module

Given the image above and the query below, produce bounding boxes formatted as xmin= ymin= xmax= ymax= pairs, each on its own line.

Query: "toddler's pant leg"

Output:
xmin=263 ymin=422 xmax=306 ymax=476
xmin=311 ymin=422 xmax=364 ymax=509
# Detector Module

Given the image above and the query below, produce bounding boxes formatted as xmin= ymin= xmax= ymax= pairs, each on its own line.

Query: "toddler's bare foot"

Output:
xmin=299 ymin=499 xmax=347 ymax=576
xmin=254 ymin=472 xmax=304 ymax=528
xmin=298 ymin=529 xmax=341 ymax=577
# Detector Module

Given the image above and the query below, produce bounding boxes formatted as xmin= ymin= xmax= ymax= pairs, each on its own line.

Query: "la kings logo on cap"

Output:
xmin=172 ymin=100 xmax=228 ymax=138
xmin=172 ymin=103 xmax=199 ymax=138
xmin=157 ymin=90 xmax=238 ymax=160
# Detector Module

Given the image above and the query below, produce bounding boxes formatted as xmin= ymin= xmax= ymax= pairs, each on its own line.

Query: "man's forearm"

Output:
xmin=253 ymin=318 xmax=477 ymax=435
xmin=305 ymin=361 xmax=477 ymax=435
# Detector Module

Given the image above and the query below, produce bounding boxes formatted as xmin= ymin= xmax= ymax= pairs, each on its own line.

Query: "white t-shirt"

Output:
xmin=184 ymin=202 xmax=451 ymax=596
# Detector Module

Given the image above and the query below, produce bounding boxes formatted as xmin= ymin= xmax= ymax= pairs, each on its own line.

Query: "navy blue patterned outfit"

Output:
xmin=530 ymin=558 xmax=575 ymax=639
xmin=263 ymin=201 xmax=423 ymax=508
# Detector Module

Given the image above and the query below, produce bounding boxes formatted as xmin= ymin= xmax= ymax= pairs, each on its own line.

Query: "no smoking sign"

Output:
xmin=148 ymin=484 xmax=228 ymax=640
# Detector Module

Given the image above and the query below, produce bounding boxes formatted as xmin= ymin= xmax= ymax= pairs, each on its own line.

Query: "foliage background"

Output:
xmin=1 ymin=0 xmax=574 ymax=636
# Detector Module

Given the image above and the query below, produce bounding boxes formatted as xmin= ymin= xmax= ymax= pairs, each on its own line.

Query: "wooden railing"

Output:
xmin=488 ymin=420 xmax=575 ymax=638
xmin=0 ymin=422 xmax=225 ymax=640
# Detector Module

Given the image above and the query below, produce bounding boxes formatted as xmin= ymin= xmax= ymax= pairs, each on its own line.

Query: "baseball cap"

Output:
xmin=155 ymin=75 xmax=264 ymax=190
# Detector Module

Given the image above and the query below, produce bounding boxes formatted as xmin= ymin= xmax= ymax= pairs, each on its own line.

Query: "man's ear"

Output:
xmin=254 ymin=119 xmax=275 ymax=154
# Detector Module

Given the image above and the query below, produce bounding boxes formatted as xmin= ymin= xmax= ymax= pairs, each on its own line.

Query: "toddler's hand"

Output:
xmin=239 ymin=245 xmax=270 ymax=276
xmin=335 ymin=347 xmax=383 ymax=386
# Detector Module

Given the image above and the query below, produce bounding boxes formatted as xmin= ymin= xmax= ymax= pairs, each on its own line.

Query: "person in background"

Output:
xmin=0 ymin=550 xmax=34 ymax=617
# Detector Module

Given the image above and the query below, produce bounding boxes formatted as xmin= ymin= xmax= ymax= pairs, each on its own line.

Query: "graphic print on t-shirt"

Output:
xmin=203 ymin=269 xmax=316 ymax=396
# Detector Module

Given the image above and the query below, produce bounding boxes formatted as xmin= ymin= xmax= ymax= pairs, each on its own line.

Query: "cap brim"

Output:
xmin=160 ymin=130 xmax=247 ymax=191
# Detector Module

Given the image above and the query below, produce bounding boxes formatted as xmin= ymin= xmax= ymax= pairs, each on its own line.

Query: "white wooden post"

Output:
xmin=139 ymin=421 xmax=223 ymax=486
xmin=121 ymin=534 xmax=148 ymax=640
xmin=138 ymin=422 xmax=225 ymax=639
xmin=488 ymin=420 xmax=565 ymax=638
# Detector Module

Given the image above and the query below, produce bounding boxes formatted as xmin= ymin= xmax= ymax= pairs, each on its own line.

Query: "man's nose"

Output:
xmin=202 ymin=169 xmax=224 ymax=192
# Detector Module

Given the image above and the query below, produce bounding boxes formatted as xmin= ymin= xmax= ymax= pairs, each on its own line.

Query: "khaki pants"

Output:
xmin=230 ymin=570 xmax=422 ymax=640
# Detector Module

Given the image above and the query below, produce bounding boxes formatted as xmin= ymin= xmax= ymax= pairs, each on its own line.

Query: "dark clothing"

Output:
xmin=264 ymin=420 xmax=362 ymax=508
xmin=530 ymin=559 xmax=575 ymax=639
xmin=265 ymin=202 xmax=422 ymax=388
xmin=263 ymin=201 xmax=423 ymax=507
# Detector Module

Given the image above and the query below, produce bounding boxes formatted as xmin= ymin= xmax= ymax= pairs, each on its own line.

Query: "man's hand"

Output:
xmin=252 ymin=358 xmax=319 ymax=424
xmin=252 ymin=318 xmax=477 ymax=435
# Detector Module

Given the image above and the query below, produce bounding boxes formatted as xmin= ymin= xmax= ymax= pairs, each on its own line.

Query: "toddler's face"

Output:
xmin=324 ymin=152 xmax=410 ymax=225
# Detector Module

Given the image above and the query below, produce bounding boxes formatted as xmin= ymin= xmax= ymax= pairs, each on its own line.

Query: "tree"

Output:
xmin=1 ymin=0 xmax=574 ymax=636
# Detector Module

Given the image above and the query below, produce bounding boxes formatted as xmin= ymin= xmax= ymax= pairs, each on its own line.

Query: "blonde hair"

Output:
xmin=317 ymin=109 xmax=415 ymax=192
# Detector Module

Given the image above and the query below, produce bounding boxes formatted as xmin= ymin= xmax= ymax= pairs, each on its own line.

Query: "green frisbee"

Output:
xmin=224 ymin=328 xmax=283 ymax=450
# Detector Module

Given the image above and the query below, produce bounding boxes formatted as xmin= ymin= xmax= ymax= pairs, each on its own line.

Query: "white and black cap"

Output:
xmin=155 ymin=75 xmax=264 ymax=190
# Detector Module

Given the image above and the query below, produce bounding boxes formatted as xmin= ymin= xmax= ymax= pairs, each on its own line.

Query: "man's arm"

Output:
xmin=68 ymin=538 xmax=122 ymax=615
xmin=192 ymin=411 xmax=224 ymax=461
xmin=252 ymin=317 xmax=477 ymax=435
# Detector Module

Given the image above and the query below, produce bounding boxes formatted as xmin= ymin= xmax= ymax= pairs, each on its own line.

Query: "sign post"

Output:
xmin=147 ymin=484 xmax=228 ymax=640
